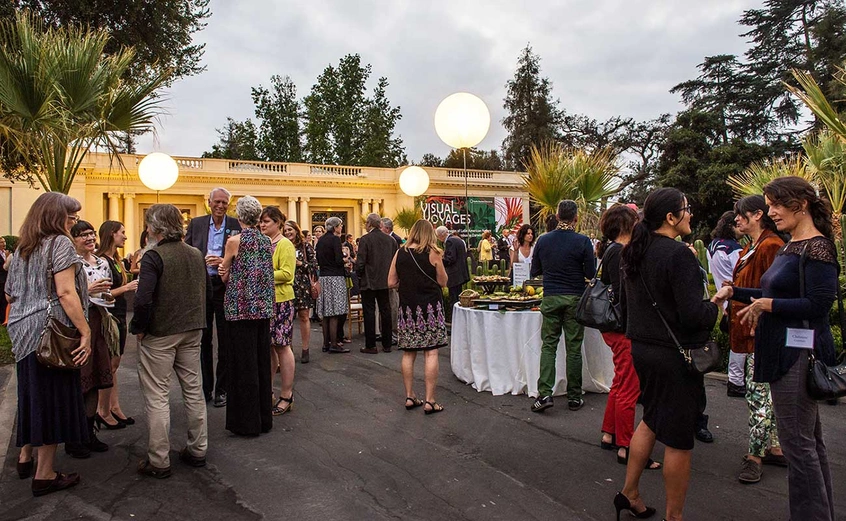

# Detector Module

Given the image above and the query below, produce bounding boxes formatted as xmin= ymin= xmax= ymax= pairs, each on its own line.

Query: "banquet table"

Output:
xmin=450 ymin=304 xmax=615 ymax=397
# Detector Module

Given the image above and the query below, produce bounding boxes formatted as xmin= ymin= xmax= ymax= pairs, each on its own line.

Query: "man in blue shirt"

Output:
xmin=185 ymin=187 xmax=241 ymax=407
xmin=529 ymin=200 xmax=595 ymax=412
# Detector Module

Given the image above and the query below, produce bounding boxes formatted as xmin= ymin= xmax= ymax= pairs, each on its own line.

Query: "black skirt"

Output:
xmin=225 ymin=319 xmax=273 ymax=436
xmin=16 ymin=352 xmax=88 ymax=447
xmin=631 ymin=341 xmax=705 ymax=451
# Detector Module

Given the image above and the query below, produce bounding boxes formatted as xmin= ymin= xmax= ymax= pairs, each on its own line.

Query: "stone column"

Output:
xmin=123 ymin=193 xmax=136 ymax=253
xmin=299 ymin=197 xmax=311 ymax=233
xmin=288 ymin=197 xmax=299 ymax=224
xmin=372 ymin=199 xmax=381 ymax=216
xmin=108 ymin=193 xmax=121 ymax=222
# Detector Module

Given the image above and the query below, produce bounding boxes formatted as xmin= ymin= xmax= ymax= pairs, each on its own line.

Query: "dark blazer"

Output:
xmin=390 ymin=232 xmax=403 ymax=249
xmin=184 ymin=215 xmax=241 ymax=256
xmin=356 ymin=228 xmax=398 ymax=291
xmin=443 ymin=235 xmax=470 ymax=288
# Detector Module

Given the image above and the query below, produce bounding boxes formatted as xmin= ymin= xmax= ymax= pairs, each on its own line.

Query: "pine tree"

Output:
xmin=501 ymin=45 xmax=562 ymax=170
xmin=359 ymin=77 xmax=406 ymax=167
xmin=202 ymin=118 xmax=259 ymax=160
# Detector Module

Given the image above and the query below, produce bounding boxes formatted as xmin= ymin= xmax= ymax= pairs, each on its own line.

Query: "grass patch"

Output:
xmin=0 ymin=325 xmax=13 ymax=365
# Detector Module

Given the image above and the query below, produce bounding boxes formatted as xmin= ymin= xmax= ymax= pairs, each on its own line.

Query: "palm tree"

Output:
xmin=0 ymin=13 xmax=169 ymax=193
xmin=393 ymin=206 xmax=423 ymax=233
xmin=521 ymin=141 xmax=620 ymax=233
xmin=727 ymin=155 xmax=814 ymax=198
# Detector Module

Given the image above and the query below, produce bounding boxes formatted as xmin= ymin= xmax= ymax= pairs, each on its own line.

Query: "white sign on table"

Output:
xmin=512 ymin=262 xmax=530 ymax=288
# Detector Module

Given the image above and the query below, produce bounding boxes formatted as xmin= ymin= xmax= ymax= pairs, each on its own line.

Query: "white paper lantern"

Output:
xmin=434 ymin=93 xmax=491 ymax=149
xmin=138 ymin=152 xmax=179 ymax=191
xmin=399 ymin=166 xmax=430 ymax=197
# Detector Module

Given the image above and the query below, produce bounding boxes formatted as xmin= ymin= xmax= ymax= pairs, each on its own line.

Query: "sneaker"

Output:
xmin=738 ymin=455 xmax=762 ymax=484
xmin=530 ymin=395 xmax=553 ymax=412
xmin=179 ymin=448 xmax=207 ymax=468
xmin=727 ymin=382 xmax=746 ymax=398
xmin=568 ymin=398 xmax=585 ymax=411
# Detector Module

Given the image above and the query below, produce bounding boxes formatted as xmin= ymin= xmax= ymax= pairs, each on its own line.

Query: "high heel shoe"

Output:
xmin=111 ymin=410 xmax=135 ymax=426
xmin=613 ymin=492 xmax=656 ymax=521
xmin=272 ymin=394 xmax=293 ymax=416
xmin=95 ymin=413 xmax=126 ymax=431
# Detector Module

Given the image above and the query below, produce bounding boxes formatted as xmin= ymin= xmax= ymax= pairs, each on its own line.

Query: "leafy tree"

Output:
xmin=9 ymin=0 xmax=211 ymax=85
xmin=656 ymin=111 xmax=770 ymax=237
xmin=617 ymin=114 xmax=672 ymax=203
xmin=202 ymin=118 xmax=259 ymax=160
xmin=251 ymin=75 xmax=303 ymax=162
xmin=417 ymin=153 xmax=444 ymax=167
xmin=501 ymin=44 xmax=562 ymax=170
xmin=303 ymin=54 xmax=405 ymax=167
xmin=416 ymin=149 xmax=506 ymax=170
xmin=359 ymin=77 xmax=406 ymax=167
xmin=0 ymin=13 xmax=168 ymax=192
xmin=559 ymin=114 xmax=633 ymax=154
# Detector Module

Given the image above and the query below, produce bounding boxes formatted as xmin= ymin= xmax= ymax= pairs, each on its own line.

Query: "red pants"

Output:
xmin=601 ymin=331 xmax=640 ymax=448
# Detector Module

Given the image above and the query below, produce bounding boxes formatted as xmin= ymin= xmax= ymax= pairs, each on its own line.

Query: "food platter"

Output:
xmin=473 ymin=275 xmax=512 ymax=294
xmin=472 ymin=296 xmax=542 ymax=310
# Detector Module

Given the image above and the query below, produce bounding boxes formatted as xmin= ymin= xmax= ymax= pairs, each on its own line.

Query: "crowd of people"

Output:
xmin=2 ymin=178 xmax=839 ymax=520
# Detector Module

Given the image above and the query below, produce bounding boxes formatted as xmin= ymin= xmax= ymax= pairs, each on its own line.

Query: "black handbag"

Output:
xmin=640 ymin=274 xmax=722 ymax=375
xmin=799 ymin=243 xmax=846 ymax=400
xmin=576 ymin=258 xmax=623 ymax=333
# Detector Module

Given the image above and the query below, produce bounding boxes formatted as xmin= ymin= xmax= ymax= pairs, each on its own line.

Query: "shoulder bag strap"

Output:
xmin=407 ymin=248 xmax=441 ymax=287
xmin=45 ymin=236 xmax=59 ymax=320
xmin=639 ymin=272 xmax=685 ymax=354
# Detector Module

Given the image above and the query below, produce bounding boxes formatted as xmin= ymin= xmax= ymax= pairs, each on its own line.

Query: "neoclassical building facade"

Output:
xmin=0 ymin=152 xmax=529 ymax=252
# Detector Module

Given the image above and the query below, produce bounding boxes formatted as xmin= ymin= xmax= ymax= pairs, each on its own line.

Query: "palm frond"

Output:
xmin=804 ymin=130 xmax=846 ymax=214
xmin=727 ymin=155 xmax=815 ymax=198
xmin=393 ymin=206 xmax=423 ymax=232
xmin=786 ymin=69 xmax=846 ymax=140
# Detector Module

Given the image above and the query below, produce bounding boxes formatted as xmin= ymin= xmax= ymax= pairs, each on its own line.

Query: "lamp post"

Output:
xmin=434 ymin=93 xmax=490 ymax=243
xmin=138 ymin=152 xmax=179 ymax=202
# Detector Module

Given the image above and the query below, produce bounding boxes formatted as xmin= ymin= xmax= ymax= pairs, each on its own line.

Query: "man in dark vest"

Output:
xmin=185 ymin=187 xmax=241 ymax=407
xmin=131 ymin=204 xmax=212 ymax=478
xmin=356 ymin=213 xmax=398 ymax=353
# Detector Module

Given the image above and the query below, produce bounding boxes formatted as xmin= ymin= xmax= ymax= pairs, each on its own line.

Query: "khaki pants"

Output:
xmin=137 ymin=330 xmax=207 ymax=468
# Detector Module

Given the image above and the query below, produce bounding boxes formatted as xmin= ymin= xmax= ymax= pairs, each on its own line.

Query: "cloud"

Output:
xmin=136 ymin=0 xmax=761 ymax=163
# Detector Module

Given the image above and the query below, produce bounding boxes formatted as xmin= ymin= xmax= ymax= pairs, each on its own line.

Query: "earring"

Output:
xmin=803 ymin=211 xmax=807 ymax=215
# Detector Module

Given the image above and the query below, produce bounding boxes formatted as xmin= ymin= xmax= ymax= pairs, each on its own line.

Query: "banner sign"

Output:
xmin=420 ymin=196 xmax=523 ymax=247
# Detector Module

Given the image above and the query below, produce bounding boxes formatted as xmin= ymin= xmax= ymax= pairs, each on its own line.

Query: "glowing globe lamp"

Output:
xmin=399 ymin=166 xmax=430 ymax=197
xmin=434 ymin=93 xmax=491 ymax=149
xmin=138 ymin=152 xmax=179 ymax=191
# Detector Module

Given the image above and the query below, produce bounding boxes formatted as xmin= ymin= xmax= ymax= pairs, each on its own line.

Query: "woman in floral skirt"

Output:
xmin=388 ymin=219 xmax=448 ymax=414
xmin=284 ymin=220 xmax=318 ymax=363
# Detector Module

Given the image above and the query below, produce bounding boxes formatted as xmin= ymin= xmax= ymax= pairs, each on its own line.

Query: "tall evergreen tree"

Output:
xmin=251 ymin=75 xmax=303 ymax=162
xmin=202 ymin=118 xmax=259 ymax=160
xmin=501 ymin=44 xmax=562 ymax=170
xmin=359 ymin=77 xmax=406 ymax=167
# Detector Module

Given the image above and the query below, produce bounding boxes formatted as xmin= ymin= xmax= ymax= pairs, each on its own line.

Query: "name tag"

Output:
xmin=786 ymin=328 xmax=815 ymax=349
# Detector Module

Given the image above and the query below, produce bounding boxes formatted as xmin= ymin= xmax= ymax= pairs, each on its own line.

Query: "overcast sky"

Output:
xmin=137 ymin=0 xmax=761 ymax=163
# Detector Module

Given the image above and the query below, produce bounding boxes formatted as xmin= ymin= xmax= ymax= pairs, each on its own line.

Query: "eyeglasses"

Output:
xmin=677 ymin=205 xmax=692 ymax=214
xmin=75 ymin=231 xmax=96 ymax=239
xmin=68 ymin=214 xmax=80 ymax=223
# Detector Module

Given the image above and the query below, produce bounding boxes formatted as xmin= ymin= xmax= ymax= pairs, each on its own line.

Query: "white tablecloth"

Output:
xmin=450 ymin=304 xmax=615 ymax=397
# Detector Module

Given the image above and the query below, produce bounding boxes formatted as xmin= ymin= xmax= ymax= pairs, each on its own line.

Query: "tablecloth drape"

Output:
xmin=450 ymin=304 xmax=614 ymax=396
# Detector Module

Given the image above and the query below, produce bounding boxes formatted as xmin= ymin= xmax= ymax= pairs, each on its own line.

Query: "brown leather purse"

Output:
xmin=35 ymin=236 xmax=84 ymax=370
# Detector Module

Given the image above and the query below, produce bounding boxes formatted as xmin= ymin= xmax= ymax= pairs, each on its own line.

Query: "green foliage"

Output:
xmin=7 ymin=1 xmax=210 ymax=86
xmin=501 ymin=44 xmax=562 ymax=170
xmin=727 ymin=155 xmax=813 ymax=198
xmin=393 ymin=207 xmax=423 ymax=232
xmin=804 ymin=129 xmax=846 ymax=216
xmin=202 ymin=117 xmax=259 ymax=160
xmin=0 ymin=12 xmax=169 ymax=192
xmin=303 ymin=54 xmax=405 ymax=167
xmin=693 ymin=239 xmax=709 ymax=270
xmin=1 ymin=235 xmax=17 ymax=251
xmin=0 ymin=326 xmax=11 ymax=365
xmin=251 ymin=75 xmax=303 ymax=163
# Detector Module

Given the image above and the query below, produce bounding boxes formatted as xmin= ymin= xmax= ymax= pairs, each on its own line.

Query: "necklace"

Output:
xmin=556 ymin=221 xmax=576 ymax=232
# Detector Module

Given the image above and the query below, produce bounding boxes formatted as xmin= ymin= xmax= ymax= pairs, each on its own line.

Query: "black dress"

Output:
xmin=623 ymin=234 xmax=718 ymax=450
xmin=395 ymin=248 xmax=447 ymax=351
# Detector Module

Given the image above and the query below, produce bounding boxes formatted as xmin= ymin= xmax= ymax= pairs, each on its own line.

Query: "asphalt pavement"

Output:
xmin=1 ymin=322 xmax=845 ymax=520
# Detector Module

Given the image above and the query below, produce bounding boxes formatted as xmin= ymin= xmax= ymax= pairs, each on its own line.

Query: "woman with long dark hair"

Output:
xmin=95 ymin=221 xmax=138 ymax=429
xmin=717 ymin=177 xmax=837 ymax=520
xmin=597 ymin=205 xmax=661 ymax=471
xmin=614 ymin=188 xmax=722 ymax=521
xmin=6 ymin=192 xmax=90 ymax=496
xmin=510 ymin=224 xmax=536 ymax=265
xmin=284 ymin=220 xmax=318 ymax=363
xmin=727 ymin=195 xmax=786 ymax=485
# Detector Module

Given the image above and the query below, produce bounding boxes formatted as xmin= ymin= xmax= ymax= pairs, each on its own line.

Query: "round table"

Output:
xmin=450 ymin=304 xmax=615 ymax=397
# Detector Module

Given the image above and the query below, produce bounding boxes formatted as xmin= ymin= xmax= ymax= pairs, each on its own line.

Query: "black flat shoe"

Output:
xmin=17 ymin=459 xmax=33 ymax=479
xmin=95 ymin=413 xmax=126 ymax=431
xmin=613 ymin=492 xmax=656 ymax=521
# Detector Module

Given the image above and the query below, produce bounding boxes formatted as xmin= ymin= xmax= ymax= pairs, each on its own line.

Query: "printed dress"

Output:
xmin=395 ymin=248 xmax=448 ymax=351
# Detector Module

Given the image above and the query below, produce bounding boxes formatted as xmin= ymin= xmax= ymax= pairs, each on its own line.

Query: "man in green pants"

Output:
xmin=529 ymin=200 xmax=596 ymax=412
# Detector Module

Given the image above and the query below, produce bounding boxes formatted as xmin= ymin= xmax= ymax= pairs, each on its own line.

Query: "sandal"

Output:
xmin=600 ymin=433 xmax=617 ymax=451
xmin=272 ymin=394 xmax=294 ymax=416
xmin=617 ymin=447 xmax=662 ymax=470
xmin=424 ymin=401 xmax=444 ymax=415
xmin=405 ymin=397 xmax=424 ymax=410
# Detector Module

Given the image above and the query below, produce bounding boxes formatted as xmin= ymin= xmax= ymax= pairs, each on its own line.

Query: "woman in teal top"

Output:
xmin=259 ymin=206 xmax=297 ymax=416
